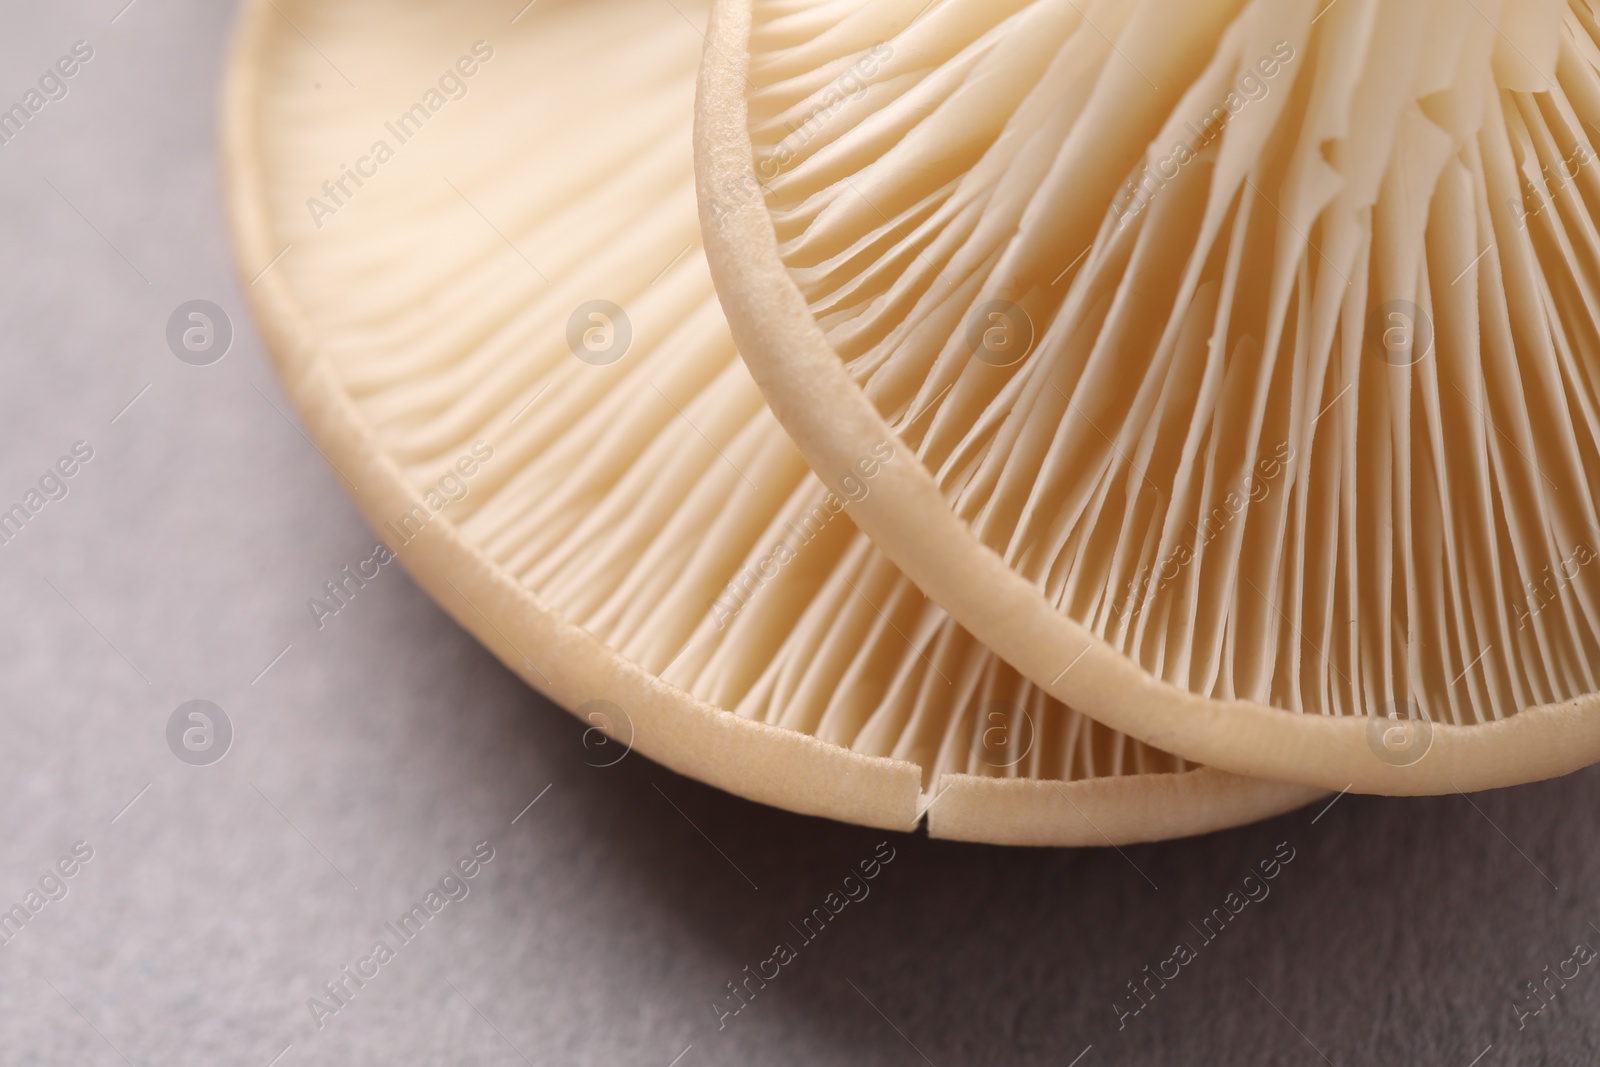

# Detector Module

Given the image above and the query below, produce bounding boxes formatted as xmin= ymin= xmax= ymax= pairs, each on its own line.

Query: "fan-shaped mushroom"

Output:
xmin=697 ymin=0 xmax=1600 ymax=792
xmin=223 ymin=0 xmax=1321 ymax=842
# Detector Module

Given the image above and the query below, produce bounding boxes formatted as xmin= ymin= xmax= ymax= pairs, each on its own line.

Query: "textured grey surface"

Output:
xmin=0 ymin=2 xmax=1597 ymax=1065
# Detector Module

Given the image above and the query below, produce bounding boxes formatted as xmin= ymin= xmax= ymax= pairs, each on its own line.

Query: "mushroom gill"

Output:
xmin=224 ymin=0 xmax=1321 ymax=842
xmin=697 ymin=0 xmax=1600 ymax=791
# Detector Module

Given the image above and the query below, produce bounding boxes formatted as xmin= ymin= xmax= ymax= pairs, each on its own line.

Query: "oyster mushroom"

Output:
xmin=223 ymin=0 xmax=1322 ymax=843
xmin=696 ymin=0 xmax=1600 ymax=792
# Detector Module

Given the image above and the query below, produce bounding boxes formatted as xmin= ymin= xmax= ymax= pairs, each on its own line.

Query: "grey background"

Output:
xmin=0 ymin=1 xmax=1595 ymax=1064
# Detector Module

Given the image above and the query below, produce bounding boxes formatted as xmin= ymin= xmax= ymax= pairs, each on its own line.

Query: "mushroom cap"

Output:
xmin=696 ymin=0 xmax=1600 ymax=793
xmin=222 ymin=0 xmax=1322 ymax=843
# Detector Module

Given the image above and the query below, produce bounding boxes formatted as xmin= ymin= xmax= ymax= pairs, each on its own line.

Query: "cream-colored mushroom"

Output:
xmin=223 ymin=0 xmax=1321 ymax=843
xmin=697 ymin=0 xmax=1600 ymax=792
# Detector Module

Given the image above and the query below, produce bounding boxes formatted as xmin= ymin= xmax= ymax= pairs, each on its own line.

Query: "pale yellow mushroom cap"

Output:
xmin=222 ymin=0 xmax=1323 ymax=842
xmin=697 ymin=0 xmax=1600 ymax=792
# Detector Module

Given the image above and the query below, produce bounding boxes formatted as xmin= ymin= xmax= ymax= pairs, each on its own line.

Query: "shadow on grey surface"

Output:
xmin=2 ymin=3 xmax=1594 ymax=1064
xmin=442 ymin=608 xmax=1599 ymax=1067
